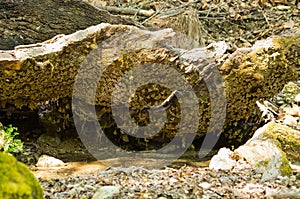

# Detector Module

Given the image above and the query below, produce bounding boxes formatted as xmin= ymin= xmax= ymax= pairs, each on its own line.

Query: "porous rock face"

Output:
xmin=220 ymin=35 xmax=300 ymax=144
xmin=0 ymin=22 xmax=300 ymax=149
xmin=0 ymin=152 xmax=43 ymax=199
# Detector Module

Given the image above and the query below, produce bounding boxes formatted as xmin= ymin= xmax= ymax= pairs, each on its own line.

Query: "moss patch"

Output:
xmin=278 ymin=156 xmax=293 ymax=176
xmin=0 ymin=152 xmax=43 ymax=199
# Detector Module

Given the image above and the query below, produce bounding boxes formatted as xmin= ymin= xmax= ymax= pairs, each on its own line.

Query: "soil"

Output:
xmin=99 ymin=0 xmax=300 ymax=51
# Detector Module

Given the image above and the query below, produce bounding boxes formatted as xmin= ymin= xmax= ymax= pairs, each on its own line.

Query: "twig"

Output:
xmin=142 ymin=90 xmax=180 ymax=112
xmin=141 ymin=8 xmax=163 ymax=25
xmin=198 ymin=16 xmax=224 ymax=19
xmin=101 ymin=6 xmax=155 ymax=17
xmin=159 ymin=9 xmax=184 ymax=18
xmin=177 ymin=0 xmax=199 ymax=9
xmin=133 ymin=0 xmax=156 ymax=19
xmin=157 ymin=0 xmax=198 ymax=18
xmin=198 ymin=10 xmax=228 ymax=16
xmin=205 ymin=4 xmax=218 ymax=18
xmin=208 ymin=188 xmax=224 ymax=197
xmin=200 ymin=26 xmax=214 ymax=40
xmin=261 ymin=10 xmax=270 ymax=26
xmin=227 ymin=20 xmax=246 ymax=29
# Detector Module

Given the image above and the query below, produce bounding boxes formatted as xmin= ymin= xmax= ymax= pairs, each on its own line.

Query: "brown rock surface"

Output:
xmin=1 ymin=22 xmax=300 ymax=148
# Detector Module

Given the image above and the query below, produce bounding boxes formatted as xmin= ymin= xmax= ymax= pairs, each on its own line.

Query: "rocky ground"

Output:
xmin=88 ymin=0 xmax=300 ymax=51
xmin=12 ymin=124 xmax=300 ymax=198
xmin=38 ymin=163 xmax=300 ymax=198
xmin=13 ymin=131 xmax=300 ymax=198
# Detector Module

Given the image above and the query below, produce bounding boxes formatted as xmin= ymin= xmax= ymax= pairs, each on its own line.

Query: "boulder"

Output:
xmin=234 ymin=138 xmax=292 ymax=181
xmin=0 ymin=152 xmax=43 ymax=199
xmin=233 ymin=122 xmax=298 ymax=181
xmin=1 ymin=1 xmax=300 ymax=148
xmin=210 ymin=121 xmax=299 ymax=181
xmin=243 ymin=122 xmax=300 ymax=163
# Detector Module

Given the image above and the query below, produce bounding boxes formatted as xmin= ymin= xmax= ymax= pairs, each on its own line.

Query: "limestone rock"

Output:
xmin=209 ymin=148 xmax=237 ymax=171
xmin=235 ymin=138 xmax=292 ymax=181
xmin=234 ymin=122 xmax=294 ymax=181
xmin=36 ymin=154 xmax=65 ymax=167
xmin=0 ymin=152 xmax=43 ymax=199
xmin=92 ymin=186 xmax=120 ymax=199
xmin=249 ymin=122 xmax=300 ymax=162
xmin=295 ymin=93 xmax=300 ymax=103
xmin=210 ymin=121 xmax=297 ymax=181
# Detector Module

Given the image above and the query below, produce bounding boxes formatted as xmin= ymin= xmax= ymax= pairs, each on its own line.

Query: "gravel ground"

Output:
xmin=39 ymin=162 xmax=300 ymax=199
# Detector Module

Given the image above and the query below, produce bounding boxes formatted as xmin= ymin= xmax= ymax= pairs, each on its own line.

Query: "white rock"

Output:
xmin=199 ymin=182 xmax=211 ymax=189
xmin=281 ymin=106 xmax=300 ymax=116
xmin=282 ymin=115 xmax=298 ymax=126
xmin=92 ymin=186 xmax=120 ymax=199
xmin=291 ymin=163 xmax=300 ymax=173
xmin=234 ymin=138 xmax=291 ymax=181
xmin=209 ymin=147 xmax=236 ymax=171
xmin=294 ymin=93 xmax=300 ymax=103
xmin=249 ymin=124 xmax=266 ymax=140
xmin=0 ymin=123 xmax=5 ymax=150
xmin=36 ymin=155 xmax=65 ymax=167
xmin=0 ymin=139 xmax=4 ymax=150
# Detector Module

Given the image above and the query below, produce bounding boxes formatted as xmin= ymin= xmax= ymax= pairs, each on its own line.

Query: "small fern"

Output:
xmin=0 ymin=123 xmax=24 ymax=154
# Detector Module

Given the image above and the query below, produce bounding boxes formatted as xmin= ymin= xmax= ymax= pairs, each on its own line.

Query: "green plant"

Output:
xmin=0 ymin=124 xmax=24 ymax=154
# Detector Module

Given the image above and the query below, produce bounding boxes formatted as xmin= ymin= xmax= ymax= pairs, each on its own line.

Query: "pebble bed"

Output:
xmin=39 ymin=163 xmax=300 ymax=199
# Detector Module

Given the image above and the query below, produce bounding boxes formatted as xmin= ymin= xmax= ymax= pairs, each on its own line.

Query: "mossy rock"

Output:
xmin=234 ymin=138 xmax=293 ymax=181
xmin=257 ymin=122 xmax=300 ymax=163
xmin=0 ymin=152 xmax=43 ymax=199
